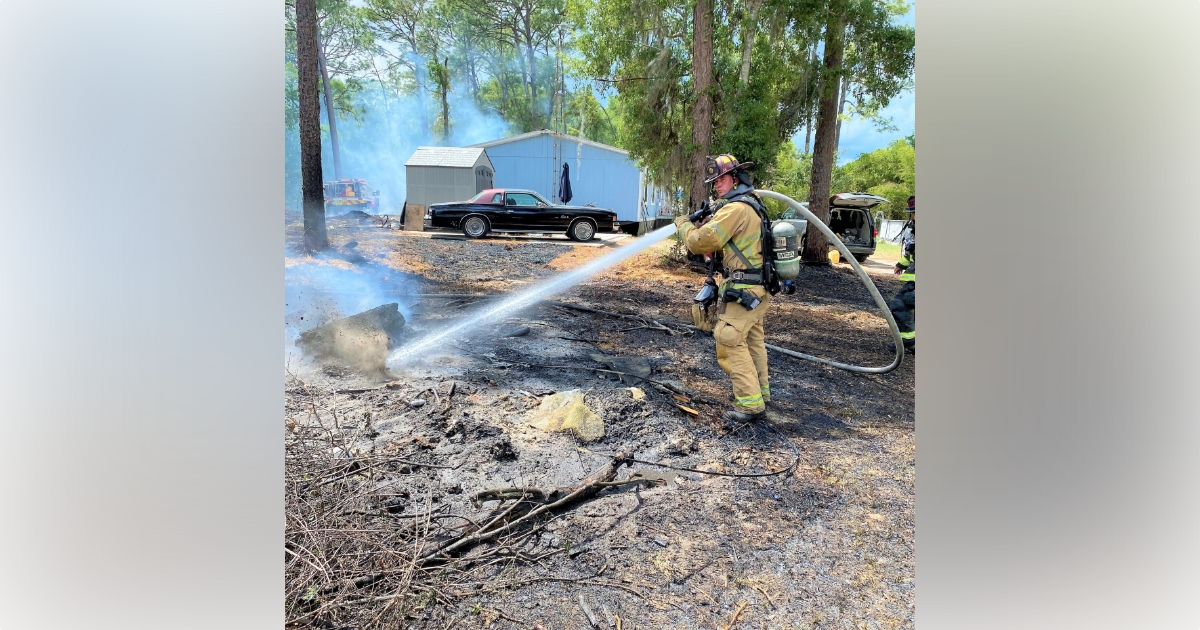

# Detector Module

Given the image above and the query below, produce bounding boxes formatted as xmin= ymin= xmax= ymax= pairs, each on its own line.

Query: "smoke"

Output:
xmin=284 ymin=68 xmax=515 ymax=375
xmin=284 ymin=254 xmax=424 ymax=374
xmin=285 ymin=78 xmax=511 ymax=214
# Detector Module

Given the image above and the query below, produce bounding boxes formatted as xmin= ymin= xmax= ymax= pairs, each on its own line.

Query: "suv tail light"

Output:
xmin=873 ymin=228 xmax=878 ymax=238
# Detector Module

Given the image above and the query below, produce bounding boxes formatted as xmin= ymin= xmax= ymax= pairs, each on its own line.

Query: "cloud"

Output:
xmin=834 ymin=87 xmax=915 ymax=164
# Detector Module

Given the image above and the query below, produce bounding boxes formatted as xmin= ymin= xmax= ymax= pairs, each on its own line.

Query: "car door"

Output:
xmin=530 ymin=191 xmax=571 ymax=230
xmin=486 ymin=192 xmax=514 ymax=229
xmin=502 ymin=192 xmax=544 ymax=230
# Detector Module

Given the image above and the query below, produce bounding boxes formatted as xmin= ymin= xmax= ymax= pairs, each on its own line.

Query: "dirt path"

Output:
xmin=285 ymin=216 xmax=915 ymax=629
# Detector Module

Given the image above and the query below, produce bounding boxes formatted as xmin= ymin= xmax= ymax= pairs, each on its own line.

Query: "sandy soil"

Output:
xmin=285 ymin=214 xmax=915 ymax=629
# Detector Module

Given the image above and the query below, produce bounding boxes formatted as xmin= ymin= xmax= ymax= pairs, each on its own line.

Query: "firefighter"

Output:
xmin=674 ymin=155 xmax=771 ymax=424
xmin=886 ymin=196 xmax=916 ymax=353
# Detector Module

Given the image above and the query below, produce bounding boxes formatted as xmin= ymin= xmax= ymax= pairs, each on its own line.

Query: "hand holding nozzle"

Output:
xmin=675 ymin=201 xmax=713 ymax=230
xmin=688 ymin=200 xmax=713 ymax=224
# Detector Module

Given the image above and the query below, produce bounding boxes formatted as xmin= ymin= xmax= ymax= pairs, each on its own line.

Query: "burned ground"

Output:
xmin=285 ymin=216 xmax=915 ymax=629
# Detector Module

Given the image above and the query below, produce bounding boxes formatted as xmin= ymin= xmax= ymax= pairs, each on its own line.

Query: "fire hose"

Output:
xmin=742 ymin=189 xmax=904 ymax=374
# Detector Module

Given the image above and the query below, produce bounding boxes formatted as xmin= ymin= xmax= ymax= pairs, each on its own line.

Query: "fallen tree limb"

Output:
xmin=580 ymin=593 xmax=599 ymax=628
xmin=472 ymin=487 xmax=549 ymax=506
xmin=547 ymin=300 xmax=686 ymax=333
xmin=417 ymin=452 xmax=630 ymax=566
xmin=320 ymin=452 xmax=634 ymax=601
xmin=723 ymin=601 xmax=749 ymax=629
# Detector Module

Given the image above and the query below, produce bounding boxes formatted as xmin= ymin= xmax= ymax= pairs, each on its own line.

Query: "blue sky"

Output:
xmin=798 ymin=2 xmax=915 ymax=165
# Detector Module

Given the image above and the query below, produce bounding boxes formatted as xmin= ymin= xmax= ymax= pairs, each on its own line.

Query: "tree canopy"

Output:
xmin=764 ymin=136 xmax=915 ymax=220
xmin=283 ymin=0 xmax=915 ymax=217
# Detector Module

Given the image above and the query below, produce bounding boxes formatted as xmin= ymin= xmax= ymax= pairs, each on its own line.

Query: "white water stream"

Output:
xmin=387 ymin=224 xmax=677 ymax=368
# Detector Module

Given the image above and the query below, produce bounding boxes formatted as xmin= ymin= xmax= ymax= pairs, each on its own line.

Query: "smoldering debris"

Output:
xmin=296 ymin=303 xmax=407 ymax=377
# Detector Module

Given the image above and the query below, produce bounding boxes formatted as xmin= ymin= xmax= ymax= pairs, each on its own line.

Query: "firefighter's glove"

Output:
xmin=673 ymin=215 xmax=690 ymax=229
xmin=687 ymin=202 xmax=712 ymax=224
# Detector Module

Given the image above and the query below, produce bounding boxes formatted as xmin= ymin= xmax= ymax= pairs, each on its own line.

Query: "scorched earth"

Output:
xmin=284 ymin=212 xmax=916 ymax=630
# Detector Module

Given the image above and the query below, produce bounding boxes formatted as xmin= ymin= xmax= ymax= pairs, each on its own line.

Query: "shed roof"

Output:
xmin=468 ymin=129 xmax=630 ymax=156
xmin=404 ymin=146 xmax=490 ymax=168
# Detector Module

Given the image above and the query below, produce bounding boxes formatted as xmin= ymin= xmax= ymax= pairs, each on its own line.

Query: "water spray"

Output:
xmin=387 ymin=224 xmax=678 ymax=367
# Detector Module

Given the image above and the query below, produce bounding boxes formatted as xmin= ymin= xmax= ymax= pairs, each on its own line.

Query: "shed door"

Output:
xmin=476 ymin=167 xmax=493 ymax=193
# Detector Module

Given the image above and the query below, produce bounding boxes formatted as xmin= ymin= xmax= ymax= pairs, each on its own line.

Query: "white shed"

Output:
xmin=402 ymin=147 xmax=494 ymax=231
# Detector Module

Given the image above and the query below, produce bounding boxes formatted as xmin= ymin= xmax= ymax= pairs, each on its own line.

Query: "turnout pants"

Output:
xmin=713 ymin=286 xmax=771 ymax=413
xmin=888 ymin=282 xmax=916 ymax=345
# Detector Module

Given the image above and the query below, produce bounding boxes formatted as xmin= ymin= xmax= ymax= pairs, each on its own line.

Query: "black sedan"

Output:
xmin=423 ymin=188 xmax=618 ymax=241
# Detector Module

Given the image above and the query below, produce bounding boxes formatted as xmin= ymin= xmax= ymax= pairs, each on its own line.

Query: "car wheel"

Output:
xmin=854 ymin=253 xmax=870 ymax=263
xmin=461 ymin=215 xmax=489 ymax=239
xmin=568 ymin=219 xmax=596 ymax=241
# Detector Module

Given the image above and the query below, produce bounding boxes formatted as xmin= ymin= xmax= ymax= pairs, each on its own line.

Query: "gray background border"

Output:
xmin=2 ymin=0 xmax=1198 ymax=627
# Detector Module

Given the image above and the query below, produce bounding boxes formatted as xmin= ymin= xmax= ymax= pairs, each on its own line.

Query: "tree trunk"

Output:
xmin=803 ymin=42 xmax=816 ymax=154
xmin=525 ymin=38 xmax=539 ymax=127
xmin=295 ymin=0 xmax=328 ymax=251
xmin=833 ymin=66 xmax=850 ymax=152
xmin=689 ymin=0 xmax=714 ymax=212
xmin=441 ymin=57 xmax=451 ymax=142
xmin=553 ymin=32 xmax=565 ymax=131
xmin=738 ymin=0 xmax=762 ymax=85
xmin=316 ymin=28 xmax=342 ymax=180
xmin=515 ymin=28 xmax=531 ymax=104
xmin=547 ymin=41 xmax=558 ymax=131
xmin=804 ymin=107 xmax=812 ymax=154
xmin=467 ymin=49 xmax=480 ymax=105
xmin=412 ymin=46 xmax=431 ymax=138
xmin=801 ymin=9 xmax=847 ymax=265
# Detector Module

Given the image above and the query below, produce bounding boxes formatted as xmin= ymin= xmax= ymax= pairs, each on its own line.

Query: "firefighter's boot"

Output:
xmin=722 ymin=409 xmax=767 ymax=427
xmin=884 ymin=338 xmax=915 ymax=354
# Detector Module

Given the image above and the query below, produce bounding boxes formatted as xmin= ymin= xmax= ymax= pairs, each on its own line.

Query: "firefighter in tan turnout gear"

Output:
xmin=674 ymin=154 xmax=773 ymax=424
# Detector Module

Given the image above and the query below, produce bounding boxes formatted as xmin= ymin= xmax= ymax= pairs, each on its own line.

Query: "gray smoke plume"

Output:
xmin=286 ymin=80 xmax=510 ymax=213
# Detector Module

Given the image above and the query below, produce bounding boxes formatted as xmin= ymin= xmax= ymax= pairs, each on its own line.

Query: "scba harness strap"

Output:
xmin=714 ymin=191 xmax=781 ymax=295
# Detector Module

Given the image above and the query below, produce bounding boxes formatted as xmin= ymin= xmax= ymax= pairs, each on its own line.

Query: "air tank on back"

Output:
xmin=770 ymin=220 xmax=800 ymax=281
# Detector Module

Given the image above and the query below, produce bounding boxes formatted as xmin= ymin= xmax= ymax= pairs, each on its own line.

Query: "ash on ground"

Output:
xmin=285 ymin=215 xmax=915 ymax=629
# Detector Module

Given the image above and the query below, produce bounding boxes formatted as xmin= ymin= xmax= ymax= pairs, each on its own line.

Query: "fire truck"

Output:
xmin=323 ymin=179 xmax=379 ymax=214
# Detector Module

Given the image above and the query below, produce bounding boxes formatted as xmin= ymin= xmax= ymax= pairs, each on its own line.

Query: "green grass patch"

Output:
xmin=874 ymin=239 xmax=901 ymax=258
